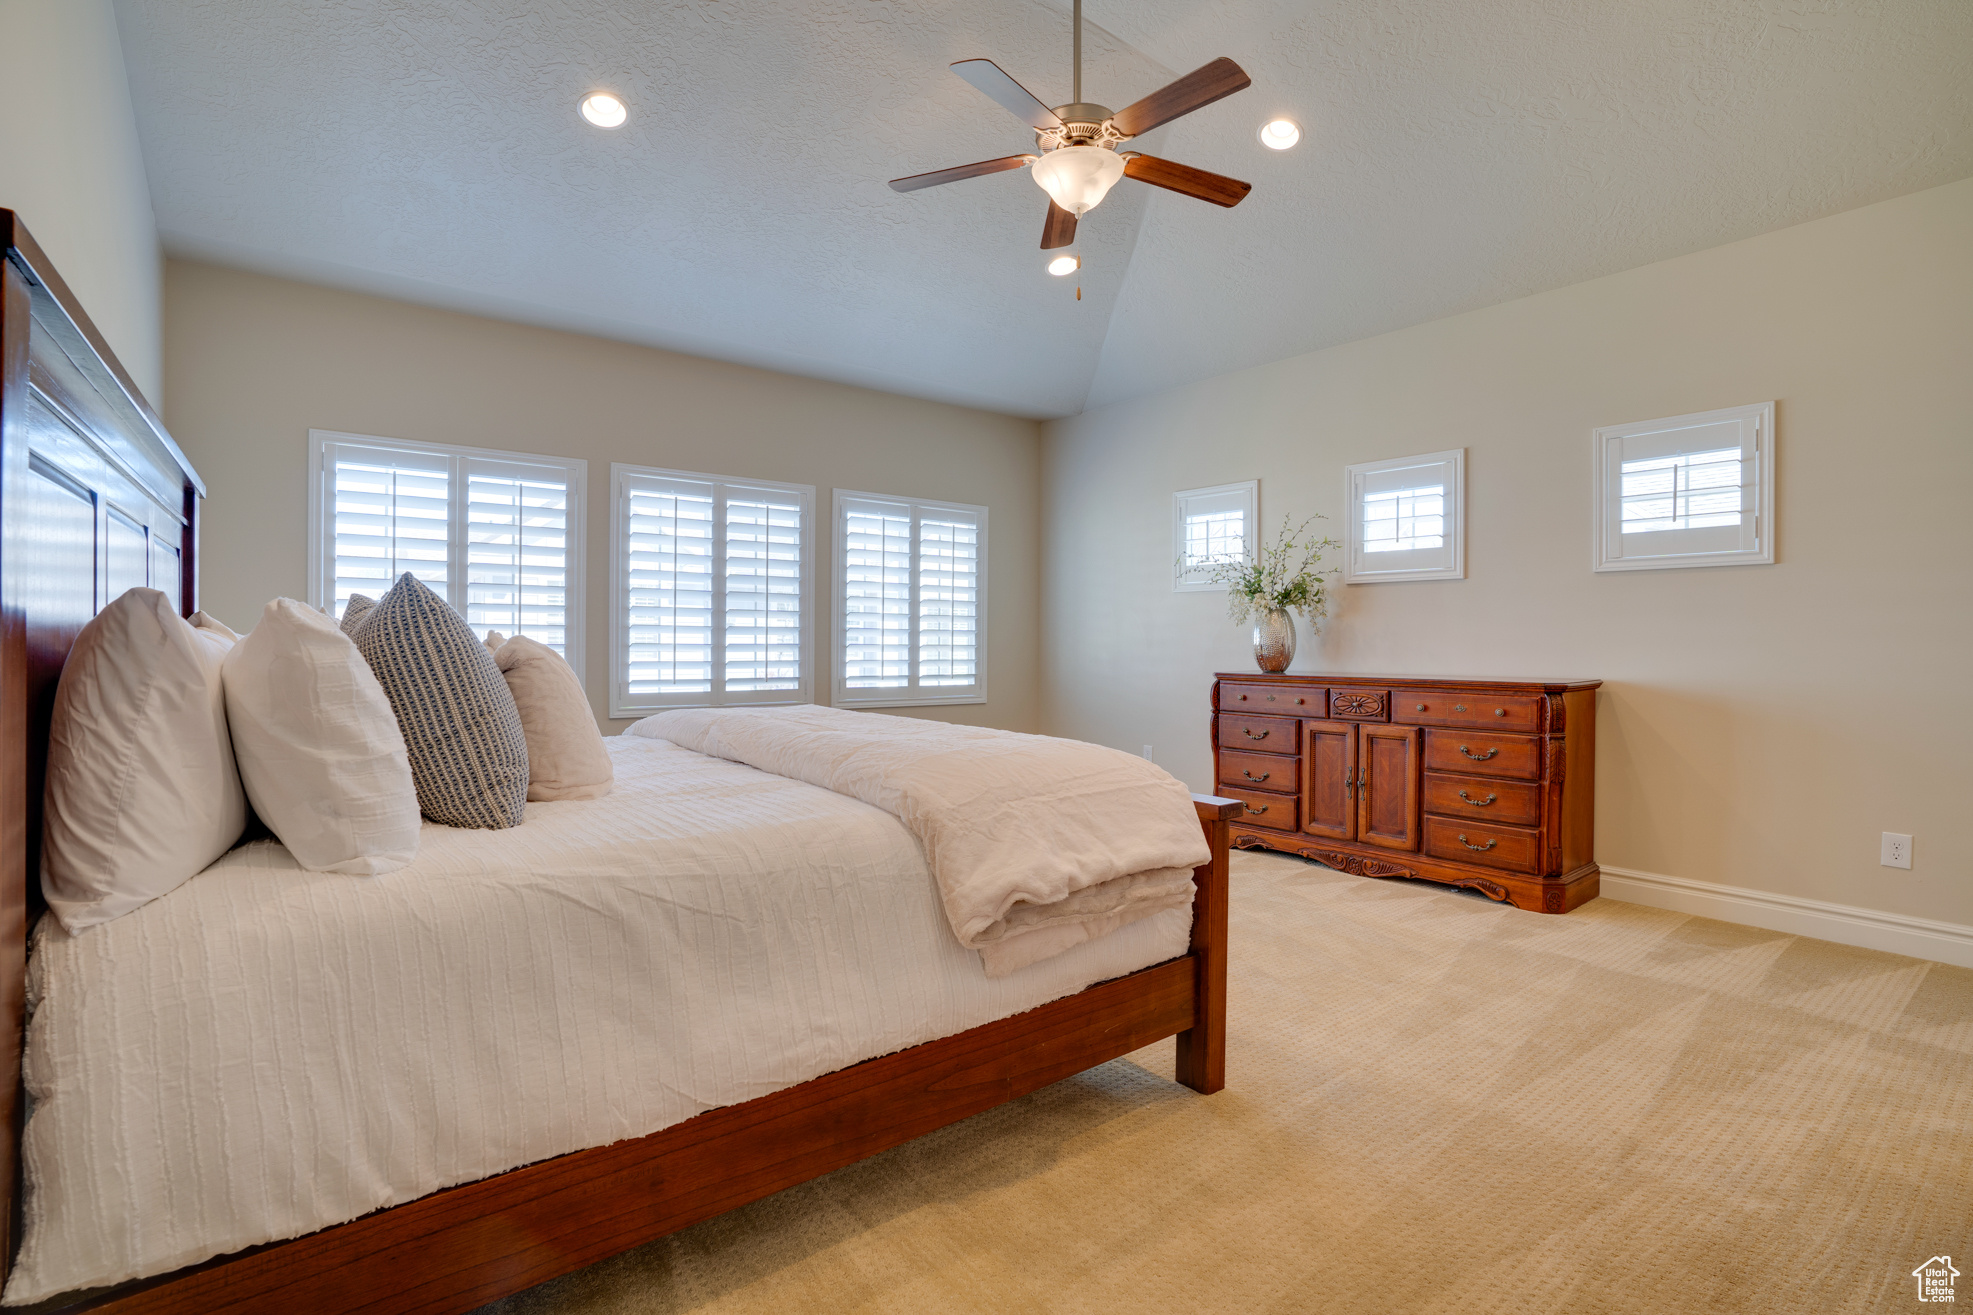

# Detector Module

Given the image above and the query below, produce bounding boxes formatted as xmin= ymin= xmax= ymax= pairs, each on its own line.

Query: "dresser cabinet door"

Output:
xmin=1357 ymin=724 xmax=1422 ymax=851
xmin=1301 ymin=719 xmax=1358 ymax=841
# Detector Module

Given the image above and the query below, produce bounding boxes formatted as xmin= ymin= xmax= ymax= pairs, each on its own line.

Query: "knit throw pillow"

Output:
xmin=348 ymin=574 xmax=529 ymax=828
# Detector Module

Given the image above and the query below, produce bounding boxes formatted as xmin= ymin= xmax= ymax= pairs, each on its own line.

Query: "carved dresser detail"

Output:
xmin=1213 ymin=672 xmax=1601 ymax=913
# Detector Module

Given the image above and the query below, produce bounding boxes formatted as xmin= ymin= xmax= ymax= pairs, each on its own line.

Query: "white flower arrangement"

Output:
xmin=1198 ymin=514 xmax=1339 ymax=627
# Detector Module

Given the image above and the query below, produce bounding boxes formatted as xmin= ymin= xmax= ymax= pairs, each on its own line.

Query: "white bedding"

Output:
xmin=6 ymin=737 xmax=1192 ymax=1304
xmin=632 ymin=706 xmax=1209 ymax=976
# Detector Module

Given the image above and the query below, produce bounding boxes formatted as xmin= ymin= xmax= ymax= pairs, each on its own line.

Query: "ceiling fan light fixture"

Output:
xmin=1031 ymin=145 xmax=1124 ymax=217
xmin=578 ymin=91 xmax=628 ymax=129
xmin=1047 ymin=254 xmax=1079 ymax=276
xmin=1258 ymin=118 xmax=1300 ymax=150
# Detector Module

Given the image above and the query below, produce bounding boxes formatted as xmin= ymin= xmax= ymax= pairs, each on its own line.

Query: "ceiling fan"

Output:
xmin=889 ymin=0 xmax=1254 ymax=252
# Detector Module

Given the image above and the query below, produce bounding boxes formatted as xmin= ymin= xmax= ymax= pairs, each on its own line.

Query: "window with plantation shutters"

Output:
xmin=834 ymin=491 xmax=987 ymax=707
xmin=1593 ymin=403 xmax=1774 ymax=572
xmin=610 ymin=465 xmax=813 ymax=716
xmin=309 ymin=431 xmax=585 ymax=674
xmin=1173 ymin=481 xmax=1256 ymax=592
xmin=1343 ymin=449 xmax=1465 ymax=584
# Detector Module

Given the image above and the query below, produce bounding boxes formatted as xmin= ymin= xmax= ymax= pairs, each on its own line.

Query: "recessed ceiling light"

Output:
xmin=579 ymin=92 xmax=628 ymax=129
xmin=1047 ymin=255 xmax=1079 ymax=277
xmin=1258 ymin=118 xmax=1300 ymax=150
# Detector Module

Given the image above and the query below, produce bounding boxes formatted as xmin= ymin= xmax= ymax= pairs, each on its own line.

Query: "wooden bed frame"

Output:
xmin=0 ymin=210 xmax=1237 ymax=1313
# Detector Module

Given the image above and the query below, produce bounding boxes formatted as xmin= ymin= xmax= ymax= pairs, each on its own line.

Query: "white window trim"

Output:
xmin=1173 ymin=480 xmax=1258 ymax=592
xmin=831 ymin=489 xmax=989 ymax=709
xmin=307 ymin=429 xmax=587 ymax=681
xmin=610 ymin=463 xmax=815 ymax=719
xmin=1342 ymin=448 xmax=1465 ymax=584
xmin=1592 ymin=402 xmax=1775 ymax=573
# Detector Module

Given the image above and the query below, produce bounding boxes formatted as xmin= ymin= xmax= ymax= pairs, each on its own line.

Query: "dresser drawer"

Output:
xmin=1327 ymin=687 xmax=1389 ymax=720
xmin=1217 ymin=713 xmax=1299 ymax=754
xmin=1220 ymin=683 xmax=1322 ymax=714
xmin=1218 ymin=748 xmax=1299 ymax=793
xmin=1422 ymin=729 xmax=1541 ymax=781
xmin=1423 ymin=772 xmax=1541 ymax=827
xmin=1395 ymin=690 xmax=1542 ymax=733
xmin=1423 ymin=815 xmax=1543 ymax=874
xmin=1220 ymin=785 xmax=1299 ymax=832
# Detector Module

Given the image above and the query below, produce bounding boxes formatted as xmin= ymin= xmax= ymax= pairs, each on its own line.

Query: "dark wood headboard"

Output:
xmin=0 ymin=210 xmax=205 ymax=1283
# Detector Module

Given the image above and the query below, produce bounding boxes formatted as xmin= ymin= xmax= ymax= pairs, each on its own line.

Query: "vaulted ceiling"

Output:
xmin=117 ymin=0 xmax=1973 ymax=419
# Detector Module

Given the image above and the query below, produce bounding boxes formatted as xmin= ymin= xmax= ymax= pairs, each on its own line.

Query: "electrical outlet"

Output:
xmin=1142 ymin=745 xmax=1154 ymax=761
xmin=1881 ymin=832 xmax=1913 ymax=870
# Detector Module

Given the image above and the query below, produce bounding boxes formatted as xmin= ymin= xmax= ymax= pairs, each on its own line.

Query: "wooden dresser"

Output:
xmin=1211 ymin=672 xmax=1601 ymax=913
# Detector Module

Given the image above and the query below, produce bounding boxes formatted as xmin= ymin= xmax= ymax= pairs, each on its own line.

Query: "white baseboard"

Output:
xmin=1599 ymin=866 xmax=1973 ymax=970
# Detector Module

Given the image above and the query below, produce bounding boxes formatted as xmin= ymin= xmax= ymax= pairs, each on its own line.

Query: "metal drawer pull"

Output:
xmin=1246 ymin=803 xmax=1269 ymax=815
xmin=1415 ymin=703 xmax=1427 ymax=711
xmin=1456 ymin=834 xmax=1497 ymax=851
xmin=1495 ymin=708 xmax=1507 ymax=717
xmin=1458 ymin=745 xmax=1497 ymax=760
xmin=1242 ymin=768 xmax=1269 ymax=783
xmin=1458 ymin=790 xmax=1496 ymax=806
xmin=1243 ymin=728 xmax=1269 ymax=741
xmin=1453 ymin=703 xmax=1467 ymax=712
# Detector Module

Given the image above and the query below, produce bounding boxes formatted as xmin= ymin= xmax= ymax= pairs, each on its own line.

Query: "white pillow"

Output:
xmin=222 ymin=598 xmax=420 ymax=874
xmin=489 ymin=635 xmax=613 ymax=801
xmin=191 ymin=611 xmax=240 ymax=643
xmin=41 ymin=588 xmax=248 ymax=933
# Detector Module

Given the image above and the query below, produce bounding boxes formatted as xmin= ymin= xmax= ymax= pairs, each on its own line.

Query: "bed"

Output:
xmin=0 ymin=210 xmax=1236 ymax=1313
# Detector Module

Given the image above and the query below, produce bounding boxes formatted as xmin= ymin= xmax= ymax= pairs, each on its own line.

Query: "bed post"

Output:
xmin=1177 ymin=794 xmax=1239 ymax=1094
xmin=0 ymin=222 xmax=34 ymax=1290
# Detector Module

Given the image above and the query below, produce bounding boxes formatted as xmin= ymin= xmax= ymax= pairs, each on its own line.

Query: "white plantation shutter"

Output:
xmin=1343 ymin=450 xmax=1465 ymax=584
xmin=310 ymin=432 xmax=585 ymax=673
xmin=466 ymin=462 xmax=574 ymax=653
xmin=623 ymin=478 xmax=716 ymax=696
xmin=723 ymin=492 xmax=806 ymax=692
xmin=1361 ymin=483 xmax=1444 ymax=552
xmin=916 ymin=510 xmax=980 ymax=686
xmin=1593 ymin=403 xmax=1773 ymax=572
xmin=328 ymin=449 xmax=450 ymax=606
xmin=1173 ymin=482 xmax=1257 ymax=591
xmin=612 ymin=466 xmax=812 ymax=714
xmin=1616 ymin=447 xmax=1745 ymax=534
xmin=834 ymin=492 xmax=987 ymax=706
xmin=840 ymin=499 xmax=913 ymax=689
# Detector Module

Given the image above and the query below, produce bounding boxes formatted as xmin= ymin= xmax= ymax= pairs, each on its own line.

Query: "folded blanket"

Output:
xmin=629 ymin=706 xmax=1209 ymax=976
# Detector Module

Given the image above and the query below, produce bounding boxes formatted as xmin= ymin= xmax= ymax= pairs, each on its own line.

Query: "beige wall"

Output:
xmin=163 ymin=260 xmax=1043 ymax=733
xmin=0 ymin=0 xmax=160 ymax=401
xmin=1041 ymin=178 xmax=1973 ymax=929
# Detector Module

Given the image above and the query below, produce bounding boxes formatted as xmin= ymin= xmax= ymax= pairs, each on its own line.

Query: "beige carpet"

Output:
xmin=477 ymin=851 xmax=1973 ymax=1315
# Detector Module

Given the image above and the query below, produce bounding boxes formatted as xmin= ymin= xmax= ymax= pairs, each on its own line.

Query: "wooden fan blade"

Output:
xmin=1122 ymin=153 xmax=1251 ymax=207
xmin=889 ymin=154 xmax=1038 ymax=193
xmin=1041 ymin=201 xmax=1078 ymax=250
xmin=1110 ymin=57 xmax=1251 ymax=138
xmin=951 ymin=59 xmax=1065 ymax=131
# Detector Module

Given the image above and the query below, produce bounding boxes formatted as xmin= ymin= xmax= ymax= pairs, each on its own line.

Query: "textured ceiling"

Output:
xmin=117 ymin=0 xmax=1973 ymax=419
